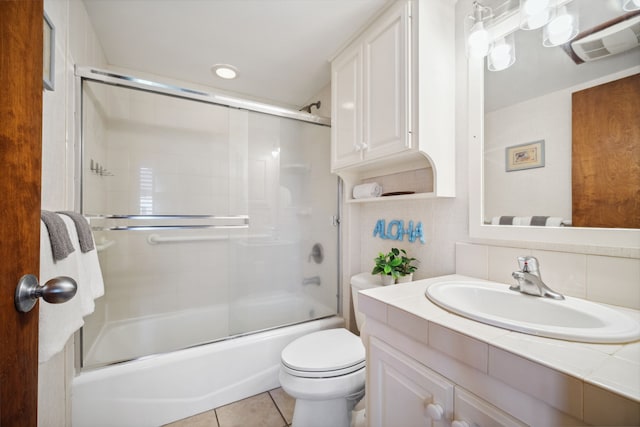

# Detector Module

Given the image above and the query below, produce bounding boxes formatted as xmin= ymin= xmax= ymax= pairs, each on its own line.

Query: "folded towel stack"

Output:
xmin=39 ymin=211 xmax=105 ymax=363
xmin=353 ymin=182 xmax=382 ymax=199
xmin=490 ymin=216 xmax=566 ymax=226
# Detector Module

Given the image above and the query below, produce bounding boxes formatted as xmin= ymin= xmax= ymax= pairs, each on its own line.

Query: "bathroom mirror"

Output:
xmin=468 ymin=1 xmax=640 ymax=250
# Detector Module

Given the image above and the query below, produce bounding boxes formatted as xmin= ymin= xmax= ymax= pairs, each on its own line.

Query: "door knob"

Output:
xmin=15 ymin=274 xmax=77 ymax=313
xmin=426 ymin=403 xmax=444 ymax=420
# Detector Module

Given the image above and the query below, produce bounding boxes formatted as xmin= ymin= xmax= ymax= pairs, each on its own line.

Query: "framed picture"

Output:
xmin=505 ymin=140 xmax=545 ymax=172
xmin=43 ymin=12 xmax=55 ymax=91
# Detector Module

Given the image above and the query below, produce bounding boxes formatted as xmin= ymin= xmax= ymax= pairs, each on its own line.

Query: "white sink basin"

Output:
xmin=425 ymin=281 xmax=640 ymax=343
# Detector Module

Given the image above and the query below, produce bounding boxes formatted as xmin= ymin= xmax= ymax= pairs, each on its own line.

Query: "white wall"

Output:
xmin=40 ymin=0 xmax=107 ymax=425
xmin=484 ymin=89 xmax=572 ymax=220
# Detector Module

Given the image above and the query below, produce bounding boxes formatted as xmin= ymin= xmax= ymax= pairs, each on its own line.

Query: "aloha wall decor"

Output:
xmin=373 ymin=219 xmax=425 ymax=244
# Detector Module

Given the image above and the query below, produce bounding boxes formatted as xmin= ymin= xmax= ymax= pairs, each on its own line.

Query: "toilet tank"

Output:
xmin=350 ymin=272 xmax=383 ymax=332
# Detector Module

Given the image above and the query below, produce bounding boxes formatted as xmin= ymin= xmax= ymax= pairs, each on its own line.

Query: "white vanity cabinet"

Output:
xmin=369 ymin=337 xmax=453 ymax=427
xmin=368 ymin=337 xmax=526 ymax=427
xmin=331 ymin=0 xmax=410 ymax=170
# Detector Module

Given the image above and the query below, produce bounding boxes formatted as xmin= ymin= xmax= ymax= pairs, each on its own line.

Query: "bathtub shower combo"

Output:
xmin=72 ymin=68 xmax=341 ymax=426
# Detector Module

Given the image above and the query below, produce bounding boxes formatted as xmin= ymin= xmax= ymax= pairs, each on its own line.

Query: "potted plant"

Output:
xmin=395 ymin=249 xmax=419 ymax=283
xmin=371 ymin=248 xmax=402 ymax=285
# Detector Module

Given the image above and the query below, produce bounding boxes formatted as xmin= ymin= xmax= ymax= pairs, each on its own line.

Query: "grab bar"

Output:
xmin=87 ymin=214 xmax=249 ymax=220
xmin=147 ymin=234 xmax=228 ymax=244
xmin=87 ymin=214 xmax=249 ymax=231
xmin=146 ymin=233 xmax=276 ymax=245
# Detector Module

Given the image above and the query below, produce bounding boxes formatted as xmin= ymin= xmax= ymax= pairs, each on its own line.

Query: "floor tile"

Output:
xmin=164 ymin=409 xmax=219 ymax=427
xmin=216 ymin=392 xmax=286 ymax=427
xmin=269 ymin=387 xmax=295 ymax=425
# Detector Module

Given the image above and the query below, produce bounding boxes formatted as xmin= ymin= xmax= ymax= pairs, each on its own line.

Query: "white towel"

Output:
xmin=39 ymin=215 xmax=105 ymax=363
xmin=490 ymin=216 xmax=565 ymax=227
xmin=545 ymin=217 xmax=565 ymax=227
xmin=353 ymin=182 xmax=382 ymax=199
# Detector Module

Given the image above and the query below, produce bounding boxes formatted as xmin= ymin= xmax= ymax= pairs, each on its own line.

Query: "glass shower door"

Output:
xmin=228 ymin=112 xmax=337 ymax=335
xmin=80 ymin=77 xmax=337 ymax=369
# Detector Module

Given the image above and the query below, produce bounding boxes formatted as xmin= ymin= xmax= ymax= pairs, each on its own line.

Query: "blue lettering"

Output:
xmin=373 ymin=219 xmax=386 ymax=238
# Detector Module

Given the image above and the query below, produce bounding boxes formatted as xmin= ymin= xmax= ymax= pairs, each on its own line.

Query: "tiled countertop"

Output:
xmin=359 ymin=274 xmax=640 ymax=403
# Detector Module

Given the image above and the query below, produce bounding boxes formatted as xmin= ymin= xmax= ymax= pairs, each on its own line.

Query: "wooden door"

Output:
xmin=572 ymin=73 xmax=640 ymax=228
xmin=0 ymin=1 xmax=44 ymax=425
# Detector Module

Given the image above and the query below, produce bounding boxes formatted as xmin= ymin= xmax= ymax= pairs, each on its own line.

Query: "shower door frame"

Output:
xmin=74 ymin=67 xmax=341 ymax=369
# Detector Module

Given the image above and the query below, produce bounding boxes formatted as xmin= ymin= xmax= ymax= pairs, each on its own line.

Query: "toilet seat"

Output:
xmin=281 ymin=329 xmax=365 ymax=378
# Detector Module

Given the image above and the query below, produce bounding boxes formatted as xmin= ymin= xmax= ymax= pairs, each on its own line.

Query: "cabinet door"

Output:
xmin=331 ymin=43 xmax=363 ymax=170
xmin=362 ymin=1 xmax=410 ymax=161
xmin=369 ymin=338 xmax=454 ymax=427
xmin=454 ymin=388 xmax=527 ymax=427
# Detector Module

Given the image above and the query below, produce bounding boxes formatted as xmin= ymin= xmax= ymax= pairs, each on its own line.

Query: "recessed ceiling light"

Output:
xmin=211 ymin=64 xmax=238 ymax=80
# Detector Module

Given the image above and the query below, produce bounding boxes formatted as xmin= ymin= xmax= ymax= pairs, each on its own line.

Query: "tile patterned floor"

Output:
xmin=164 ymin=388 xmax=295 ymax=427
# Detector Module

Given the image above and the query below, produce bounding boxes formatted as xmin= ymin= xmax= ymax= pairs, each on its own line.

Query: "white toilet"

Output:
xmin=279 ymin=273 xmax=381 ymax=427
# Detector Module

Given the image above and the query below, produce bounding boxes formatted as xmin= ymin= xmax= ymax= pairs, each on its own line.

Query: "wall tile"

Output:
xmin=583 ymin=383 xmax=640 ymax=427
xmin=488 ymin=347 xmax=583 ymax=419
xmin=530 ymin=250 xmax=587 ymax=299
xmin=429 ymin=323 xmax=489 ymax=372
xmin=387 ymin=306 xmax=428 ymax=344
xmin=488 ymin=246 xmax=531 ymax=285
xmin=586 ymin=255 xmax=640 ymax=310
xmin=455 ymin=242 xmax=488 ymax=279
xmin=587 ymin=356 xmax=640 ymax=400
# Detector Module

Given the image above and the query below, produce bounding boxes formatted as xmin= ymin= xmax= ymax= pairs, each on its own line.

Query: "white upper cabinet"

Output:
xmin=332 ymin=42 xmax=364 ymax=169
xmin=331 ymin=0 xmax=456 ymax=198
xmin=332 ymin=1 xmax=410 ymax=170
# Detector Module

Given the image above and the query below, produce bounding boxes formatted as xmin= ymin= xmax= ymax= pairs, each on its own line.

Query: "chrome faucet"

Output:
xmin=302 ymin=276 xmax=321 ymax=286
xmin=510 ymin=256 xmax=564 ymax=300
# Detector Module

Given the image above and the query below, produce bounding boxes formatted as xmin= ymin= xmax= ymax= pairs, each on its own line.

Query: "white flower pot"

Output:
xmin=380 ymin=274 xmax=395 ymax=286
xmin=396 ymin=273 xmax=413 ymax=283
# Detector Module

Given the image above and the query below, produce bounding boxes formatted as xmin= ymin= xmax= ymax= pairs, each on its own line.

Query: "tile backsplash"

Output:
xmin=456 ymin=242 xmax=640 ymax=311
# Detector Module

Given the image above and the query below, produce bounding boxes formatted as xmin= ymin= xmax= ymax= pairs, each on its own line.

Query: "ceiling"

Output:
xmin=83 ymin=0 xmax=390 ymax=109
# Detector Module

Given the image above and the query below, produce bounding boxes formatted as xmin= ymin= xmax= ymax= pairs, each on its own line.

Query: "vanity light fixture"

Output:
xmin=211 ymin=64 xmax=238 ymax=80
xmin=622 ymin=0 xmax=640 ymax=11
xmin=469 ymin=0 xmax=582 ymax=72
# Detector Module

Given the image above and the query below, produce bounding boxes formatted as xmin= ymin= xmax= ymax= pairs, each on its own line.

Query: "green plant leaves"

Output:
xmin=372 ymin=247 xmax=418 ymax=278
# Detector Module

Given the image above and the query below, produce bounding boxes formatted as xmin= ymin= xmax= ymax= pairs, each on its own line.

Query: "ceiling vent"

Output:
xmin=570 ymin=15 xmax=640 ymax=62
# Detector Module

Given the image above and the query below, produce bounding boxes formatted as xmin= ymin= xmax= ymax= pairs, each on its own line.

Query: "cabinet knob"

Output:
xmin=452 ymin=420 xmax=470 ymax=427
xmin=426 ymin=403 xmax=444 ymax=421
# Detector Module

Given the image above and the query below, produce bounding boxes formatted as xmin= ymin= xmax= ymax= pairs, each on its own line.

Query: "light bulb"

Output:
xmin=623 ymin=0 xmax=640 ymax=11
xmin=521 ymin=0 xmax=551 ymax=30
xmin=468 ymin=22 xmax=490 ymax=57
xmin=523 ymin=0 xmax=550 ymax=15
xmin=547 ymin=15 xmax=574 ymax=45
xmin=543 ymin=5 xmax=578 ymax=46
xmin=488 ymin=36 xmax=516 ymax=72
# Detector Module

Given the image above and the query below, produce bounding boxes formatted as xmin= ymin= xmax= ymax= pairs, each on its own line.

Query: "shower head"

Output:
xmin=299 ymin=101 xmax=321 ymax=114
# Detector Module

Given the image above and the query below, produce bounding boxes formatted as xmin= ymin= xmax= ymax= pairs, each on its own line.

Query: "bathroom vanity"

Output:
xmin=359 ymin=275 xmax=640 ymax=427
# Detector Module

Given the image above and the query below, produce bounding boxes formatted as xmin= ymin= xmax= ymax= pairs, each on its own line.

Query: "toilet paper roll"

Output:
xmin=352 ymin=183 xmax=382 ymax=199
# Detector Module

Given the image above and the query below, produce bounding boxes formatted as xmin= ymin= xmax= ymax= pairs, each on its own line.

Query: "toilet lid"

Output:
xmin=281 ymin=329 xmax=365 ymax=378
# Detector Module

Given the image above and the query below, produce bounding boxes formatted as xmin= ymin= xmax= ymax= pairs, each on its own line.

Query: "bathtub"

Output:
xmin=72 ymin=311 xmax=342 ymax=426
